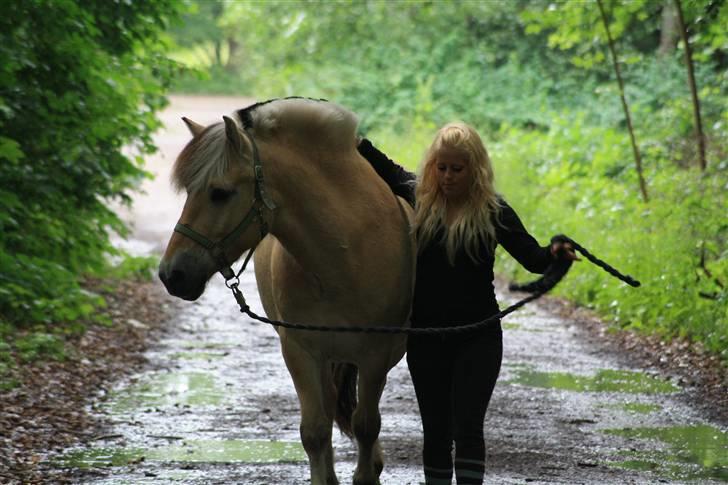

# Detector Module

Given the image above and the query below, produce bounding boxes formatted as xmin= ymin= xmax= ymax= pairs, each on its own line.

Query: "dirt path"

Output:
xmin=57 ymin=95 xmax=726 ymax=484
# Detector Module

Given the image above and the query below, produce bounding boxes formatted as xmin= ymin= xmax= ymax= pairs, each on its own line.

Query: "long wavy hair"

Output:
xmin=413 ymin=122 xmax=501 ymax=264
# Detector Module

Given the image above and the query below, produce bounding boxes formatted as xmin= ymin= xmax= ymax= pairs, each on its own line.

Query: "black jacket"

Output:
xmin=357 ymin=138 xmax=551 ymax=328
xmin=411 ymin=200 xmax=551 ymax=328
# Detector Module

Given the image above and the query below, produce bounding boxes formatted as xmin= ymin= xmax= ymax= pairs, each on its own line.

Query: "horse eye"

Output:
xmin=210 ymin=188 xmax=234 ymax=203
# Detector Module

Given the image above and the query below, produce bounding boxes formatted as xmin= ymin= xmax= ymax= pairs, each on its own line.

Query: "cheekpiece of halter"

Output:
xmin=247 ymin=131 xmax=276 ymax=211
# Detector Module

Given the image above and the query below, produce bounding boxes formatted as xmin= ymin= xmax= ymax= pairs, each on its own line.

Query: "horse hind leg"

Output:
xmin=281 ymin=339 xmax=338 ymax=485
xmin=351 ymin=364 xmax=389 ymax=485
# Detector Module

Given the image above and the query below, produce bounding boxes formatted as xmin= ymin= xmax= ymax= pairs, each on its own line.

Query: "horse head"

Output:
xmin=158 ymin=115 xmax=273 ymax=300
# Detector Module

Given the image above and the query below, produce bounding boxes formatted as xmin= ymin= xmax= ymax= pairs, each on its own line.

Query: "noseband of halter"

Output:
xmin=173 ymin=127 xmax=277 ymax=282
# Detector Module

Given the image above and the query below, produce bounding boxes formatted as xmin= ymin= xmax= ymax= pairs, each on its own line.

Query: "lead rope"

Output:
xmin=226 ymin=235 xmax=640 ymax=335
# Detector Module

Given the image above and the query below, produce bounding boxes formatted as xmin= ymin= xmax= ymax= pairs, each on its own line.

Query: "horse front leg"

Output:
xmin=351 ymin=363 xmax=389 ymax=485
xmin=281 ymin=337 xmax=338 ymax=485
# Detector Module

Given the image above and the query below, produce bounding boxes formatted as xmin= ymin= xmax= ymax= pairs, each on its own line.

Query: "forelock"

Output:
xmin=171 ymin=123 xmax=230 ymax=193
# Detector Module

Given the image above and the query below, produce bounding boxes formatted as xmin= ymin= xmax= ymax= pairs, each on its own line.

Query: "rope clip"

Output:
xmin=229 ymin=284 xmax=249 ymax=312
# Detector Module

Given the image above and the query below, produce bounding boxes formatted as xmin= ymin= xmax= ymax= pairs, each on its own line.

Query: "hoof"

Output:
xmin=353 ymin=478 xmax=380 ymax=485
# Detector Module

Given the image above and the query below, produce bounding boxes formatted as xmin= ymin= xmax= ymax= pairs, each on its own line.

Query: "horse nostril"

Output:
xmin=159 ymin=265 xmax=186 ymax=288
xmin=158 ymin=255 xmax=206 ymax=301
xmin=168 ymin=269 xmax=186 ymax=286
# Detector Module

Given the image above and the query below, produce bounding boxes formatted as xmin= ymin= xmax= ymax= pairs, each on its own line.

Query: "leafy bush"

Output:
xmin=0 ymin=1 xmax=183 ymax=331
xmin=106 ymin=255 xmax=159 ymax=281
xmin=491 ymin=118 xmax=727 ymax=361
xmin=102 ymin=0 xmax=728 ymax=364
xmin=370 ymin=114 xmax=726 ymax=364
xmin=0 ymin=339 xmax=15 ymax=390
xmin=14 ymin=332 xmax=67 ymax=363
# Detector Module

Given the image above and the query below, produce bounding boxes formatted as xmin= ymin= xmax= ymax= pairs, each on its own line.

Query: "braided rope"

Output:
xmin=562 ymin=236 xmax=641 ymax=288
xmin=230 ymin=237 xmax=639 ymax=334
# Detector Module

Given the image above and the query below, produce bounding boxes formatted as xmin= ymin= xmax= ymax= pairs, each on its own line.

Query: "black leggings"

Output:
xmin=407 ymin=327 xmax=502 ymax=484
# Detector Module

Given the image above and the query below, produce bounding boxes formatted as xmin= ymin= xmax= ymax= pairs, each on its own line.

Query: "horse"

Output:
xmin=158 ymin=98 xmax=416 ymax=485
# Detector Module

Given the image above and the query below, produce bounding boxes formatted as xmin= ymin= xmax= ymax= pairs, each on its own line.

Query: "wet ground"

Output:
xmin=55 ymin=95 xmax=726 ymax=484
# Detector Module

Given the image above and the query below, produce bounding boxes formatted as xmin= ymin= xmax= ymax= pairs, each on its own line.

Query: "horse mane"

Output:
xmin=172 ymin=97 xmax=359 ymax=193
xmin=240 ymin=97 xmax=358 ymax=151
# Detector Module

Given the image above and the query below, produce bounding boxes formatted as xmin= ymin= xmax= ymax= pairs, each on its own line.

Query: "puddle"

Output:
xmin=618 ymin=402 xmax=662 ymax=414
xmin=597 ymin=401 xmax=662 ymax=415
xmin=604 ymin=424 xmax=728 ymax=481
xmin=60 ymin=447 xmax=145 ymax=469
xmin=108 ymin=371 xmax=226 ymax=412
xmin=170 ymin=351 xmax=228 ymax=360
xmin=502 ymin=321 xmax=548 ymax=332
xmin=507 ymin=367 xmax=680 ymax=394
xmin=150 ymin=439 xmax=306 ymax=463
xmin=59 ymin=439 xmax=306 ymax=469
xmin=179 ymin=341 xmax=233 ymax=351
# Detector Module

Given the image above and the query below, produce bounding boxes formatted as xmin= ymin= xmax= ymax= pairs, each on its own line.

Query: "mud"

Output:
xmin=53 ymin=95 xmax=726 ymax=484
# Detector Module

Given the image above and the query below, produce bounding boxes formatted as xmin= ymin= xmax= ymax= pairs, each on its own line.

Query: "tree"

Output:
xmin=170 ymin=1 xmax=236 ymax=69
xmin=0 ymin=0 xmax=183 ymax=327
xmin=597 ymin=0 xmax=649 ymax=202
xmin=658 ymin=0 xmax=680 ymax=56
xmin=674 ymin=0 xmax=707 ymax=170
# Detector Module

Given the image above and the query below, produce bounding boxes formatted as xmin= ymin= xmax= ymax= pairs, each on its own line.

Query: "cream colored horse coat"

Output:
xmin=160 ymin=98 xmax=415 ymax=485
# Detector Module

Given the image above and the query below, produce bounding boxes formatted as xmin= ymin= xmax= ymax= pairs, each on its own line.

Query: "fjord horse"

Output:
xmin=158 ymin=98 xmax=415 ymax=485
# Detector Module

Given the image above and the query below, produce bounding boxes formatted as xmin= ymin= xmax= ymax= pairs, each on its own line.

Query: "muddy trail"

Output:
xmin=54 ymin=96 xmax=725 ymax=484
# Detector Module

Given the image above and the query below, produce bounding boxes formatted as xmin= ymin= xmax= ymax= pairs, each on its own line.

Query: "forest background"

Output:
xmin=0 ymin=0 xmax=726 ymax=387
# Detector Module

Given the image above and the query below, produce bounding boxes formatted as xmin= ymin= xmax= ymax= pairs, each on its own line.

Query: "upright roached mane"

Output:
xmin=172 ymin=98 xmax=359 ymax=193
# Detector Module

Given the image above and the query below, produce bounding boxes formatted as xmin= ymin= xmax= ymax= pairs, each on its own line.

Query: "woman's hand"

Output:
xmin=550 ymin=237 xmax=580 ymax=261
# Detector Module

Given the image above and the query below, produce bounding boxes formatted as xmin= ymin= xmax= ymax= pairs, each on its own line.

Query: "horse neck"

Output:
xmin=264 ymin=144 xmax=382 ymax=282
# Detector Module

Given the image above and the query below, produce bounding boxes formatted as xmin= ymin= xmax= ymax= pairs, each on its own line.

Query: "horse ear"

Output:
xmin=222 ymin=115 xmax=244 ymax=153
xmin=182 ymin=117 xmax=205 ymax=137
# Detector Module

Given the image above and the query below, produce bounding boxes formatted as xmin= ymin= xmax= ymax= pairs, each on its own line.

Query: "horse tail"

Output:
xmin=332 ymin=362 xmax=357 ymax=438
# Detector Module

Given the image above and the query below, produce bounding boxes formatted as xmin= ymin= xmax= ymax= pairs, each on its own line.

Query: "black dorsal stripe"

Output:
xmin=235 ymin=96 xmax=329 ymax=130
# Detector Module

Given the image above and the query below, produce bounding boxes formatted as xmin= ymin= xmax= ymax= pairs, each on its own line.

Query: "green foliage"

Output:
xmin=491 ymin=118 xmax=727 ymax=360
xmin=0 ymin=1 xmax=183 ymax=331
xmin=14 ymin=332 xmax=67 ymax=363
xmin=373 ymin=112 xmax=727 ymax=362
xmin=169 ymin=1 xmax=227 ymax=67
xmin=170 ymin=0 xmax=571 ymax=131
xmin=169 ymin=0 xmax=727 ymax=363
xmin=107 ymin=254 xmax=159 ymax=281
xmin=0 ymin=339 xmax=16 ymax=390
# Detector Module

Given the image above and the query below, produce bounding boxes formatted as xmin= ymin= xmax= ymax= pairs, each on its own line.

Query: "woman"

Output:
xmin=358 ymin=122 xmax=576 ymax=485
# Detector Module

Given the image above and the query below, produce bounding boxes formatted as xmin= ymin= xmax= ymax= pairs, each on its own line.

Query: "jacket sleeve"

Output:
xmin=357 ymin=138 xmax=416 ymax=186
xmin=495 ymin=199 xmax=553 ymax=274
xmin=357 ymin=138 xmax=417 ymax=206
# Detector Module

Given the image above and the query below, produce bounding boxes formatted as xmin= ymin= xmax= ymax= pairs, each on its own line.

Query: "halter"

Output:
xmin=173 ymin=128 xmax=277 ymax=285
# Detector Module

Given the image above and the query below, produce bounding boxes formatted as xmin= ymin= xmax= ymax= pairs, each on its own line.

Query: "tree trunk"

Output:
xmin=674 ymin=0 xmax=707 ymax=171
xmin=596 ymin=0 xmax=649 ymax=203
xmin=214 ymin=40 xmax=222 ymax=67
xmin=225 ymin=37 xmax=240 ymax=72
xmin=658 ymin=1 xmax=679 ymax=57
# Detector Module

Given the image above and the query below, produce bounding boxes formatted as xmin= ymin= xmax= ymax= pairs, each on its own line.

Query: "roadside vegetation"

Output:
xmin=169 ymin=1 xmax=726 ymax=361
xmin=0 ymin=0 xmax=184 ymax=387
xmin=0 ymin=0 xmax=725 ymax=392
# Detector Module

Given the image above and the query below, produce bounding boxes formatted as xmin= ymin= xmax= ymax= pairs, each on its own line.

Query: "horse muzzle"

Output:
xmin=158 ymin=251 xmax=211 ymax=301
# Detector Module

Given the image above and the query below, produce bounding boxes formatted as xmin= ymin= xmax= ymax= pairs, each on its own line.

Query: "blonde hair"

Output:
xmin=413 ymin=122 xmax=501 ymax=264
